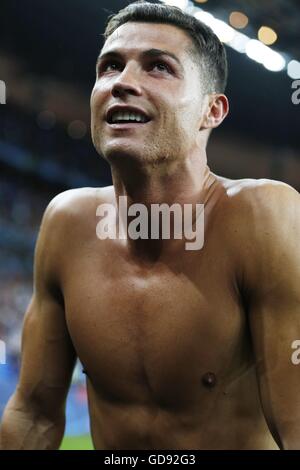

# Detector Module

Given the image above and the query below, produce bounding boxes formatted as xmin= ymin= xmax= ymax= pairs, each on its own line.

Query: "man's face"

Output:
xmin=90 ymin=22 xmax=208 ymax=165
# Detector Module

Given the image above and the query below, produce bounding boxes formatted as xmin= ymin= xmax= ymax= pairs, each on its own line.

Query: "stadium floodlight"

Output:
xmin=246 ymin=39 xmax=270 ymax=64
xmin=246 ymin=39 xmax=285 ymax=71
xmin=227 ymin=31 xmax=250 ymax=53
xmin=287 ymin=60 xmax=300 ymax=79
xmin=194 ymin=10 xmax=215 ymax=24
xmin=160 ymin=0 xmax=294 ymax=76
xmin=163 ymin=0 xmax=189 ymax=10
xmin=208 ymin=18 xmax=236 ymax=44
xmin=263 ymin=50 xmax=286 ymax=72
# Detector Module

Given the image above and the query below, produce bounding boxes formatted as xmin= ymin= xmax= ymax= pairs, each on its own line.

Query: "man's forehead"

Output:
xmin=101 ymin=22 xmax=193 ymax=56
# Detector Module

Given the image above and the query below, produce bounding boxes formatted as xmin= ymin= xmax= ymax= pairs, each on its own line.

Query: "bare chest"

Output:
xmin=62 ymin=244 xmax=249 ymax=405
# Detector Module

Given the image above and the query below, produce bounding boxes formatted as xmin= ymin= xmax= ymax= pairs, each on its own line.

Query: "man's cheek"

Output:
xmin=90 ymin=83 xmax=107 ymax=105
xmin=90 ymin=85 xmax=99 ymax=105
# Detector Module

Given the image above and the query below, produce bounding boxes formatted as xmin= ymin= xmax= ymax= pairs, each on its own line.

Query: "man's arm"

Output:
xmin=0 ymin=194 xmax=77 ymax=450
xmin=243 ymin=182 xmax=300 ymax=449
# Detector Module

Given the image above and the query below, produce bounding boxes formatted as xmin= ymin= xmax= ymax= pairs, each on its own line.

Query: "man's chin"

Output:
xmin=101 ymin=143 xmax=147 ymax=164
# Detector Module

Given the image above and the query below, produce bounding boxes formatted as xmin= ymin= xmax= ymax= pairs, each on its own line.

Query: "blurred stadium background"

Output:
xmin=0 ymin=0 xmax=299 ymax=450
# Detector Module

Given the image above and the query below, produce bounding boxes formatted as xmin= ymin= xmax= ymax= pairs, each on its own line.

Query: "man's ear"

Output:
xmin=201 ymin=94 xmax=229 ymax=130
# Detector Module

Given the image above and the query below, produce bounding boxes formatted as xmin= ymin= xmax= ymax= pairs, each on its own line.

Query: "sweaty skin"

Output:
xmin=1 ymin=176 xmax=299 ymax=450
xmin=1 ymin=21 xmax=300 ymax=450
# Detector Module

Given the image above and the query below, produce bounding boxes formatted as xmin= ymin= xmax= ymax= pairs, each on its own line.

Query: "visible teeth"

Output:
xmin=130 ymin=112 xmax=139 ymax=122
xmin=111 ymin=111 xmax=147 ymax=123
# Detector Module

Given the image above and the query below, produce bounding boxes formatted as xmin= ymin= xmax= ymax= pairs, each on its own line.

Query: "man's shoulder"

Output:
xmin=212 ymin=177 xmax=300 ymax=286
xmin=44 ymin=186 xmax=114 ymax=221
xmin=37 ymin=186 xmax=115 ymax=245
xmin=218 ymin=175 xmax=297 ymax=199
xmin=215 ymin=175 xmax=299 ymax=218
xmin=214 ymin=175 xmax=299 ymax=249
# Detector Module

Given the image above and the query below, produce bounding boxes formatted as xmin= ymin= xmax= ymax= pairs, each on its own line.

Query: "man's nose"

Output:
xmin=111 ymin=64 xmax=142 ymax=98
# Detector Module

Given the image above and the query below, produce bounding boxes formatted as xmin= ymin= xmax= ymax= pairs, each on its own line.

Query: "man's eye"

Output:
xmin=152 ymin=62 xmax=171 ymax=73
xmin=99 ymin=62 xmax=121 ymax=73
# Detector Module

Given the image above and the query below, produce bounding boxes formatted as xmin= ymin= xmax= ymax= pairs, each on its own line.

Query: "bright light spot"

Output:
xmin=263 ymin=50 xmax=286 ymax=72
xmin=246 ymin=39 xmax=285 ymax=71
xmin=228 ymin=31 xmax=250 ymax=53
xmin=246 ymin=39 xmax=269 ymax=63
xmin=229 ymin=11 xmax=249 ymax=29
xmin=194 ymin=12 xmax=235 ymax=43
xmin=210 ymin=19 xmax=235 ymax=43
xmin=194 ymin=10 xmax=215 ymax=24
xmin=258 ymin=26 xmax=277 ymax=46
xmin=287 ymin=60 xmax=300 ymax=79
xmin=162 ymin=0 xmax=188 ymax=9
xmin=162 ymin=0 xmax=288 ymax=76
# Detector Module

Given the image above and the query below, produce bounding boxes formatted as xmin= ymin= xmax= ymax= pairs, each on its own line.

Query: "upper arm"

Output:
xmin=244 ymin=183 xmax=300 ymax=448
xmin=16 ymin=194 xmax=77 ymax=420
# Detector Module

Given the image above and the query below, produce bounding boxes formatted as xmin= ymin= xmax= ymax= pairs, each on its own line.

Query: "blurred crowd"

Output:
xmin=0 ymin=105 xmax=93 ymax=432
xmin=0 ymin=173 xmax=48 ymax=361
xmin=0 ymin=278 xmax=31 ymax=361
xmin=0 ymin=102 xmax=110 ymax=360
xmin=0 ymin=104 xmax=110 ymax=187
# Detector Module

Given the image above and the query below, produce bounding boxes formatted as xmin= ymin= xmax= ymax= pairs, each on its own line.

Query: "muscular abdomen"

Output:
xmin=62 ymin=240 xmax=277 ymax=450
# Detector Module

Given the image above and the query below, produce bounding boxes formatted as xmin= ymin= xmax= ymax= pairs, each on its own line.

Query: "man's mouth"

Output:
xmin=106 ymin=107 xmax=151 ymax=126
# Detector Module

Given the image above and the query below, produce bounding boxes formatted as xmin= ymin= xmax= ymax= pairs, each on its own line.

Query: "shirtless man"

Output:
xmin=1 ymin=2 xmax=300 ymax=450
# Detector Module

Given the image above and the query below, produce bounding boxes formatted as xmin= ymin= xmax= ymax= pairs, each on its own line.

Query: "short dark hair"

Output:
xmin=104 ymin=1 xmax=228 ymax=94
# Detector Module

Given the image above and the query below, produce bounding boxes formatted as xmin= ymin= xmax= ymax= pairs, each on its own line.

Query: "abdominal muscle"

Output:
xmin=85 ymin=366 xmax=278 ymax=450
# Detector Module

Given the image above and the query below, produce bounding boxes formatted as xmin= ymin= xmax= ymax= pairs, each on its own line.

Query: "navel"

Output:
xmin=202 ymin=372 xmax=217 ymax=388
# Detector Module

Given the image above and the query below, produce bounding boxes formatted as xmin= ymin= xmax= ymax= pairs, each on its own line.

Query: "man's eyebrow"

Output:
xmin=96 ymin=48 xmax=183 ymax=68
xmin=96 ymin=50 xmax=122 ymax=67
xmin=141 ymin=48 xmax=182 ymax=67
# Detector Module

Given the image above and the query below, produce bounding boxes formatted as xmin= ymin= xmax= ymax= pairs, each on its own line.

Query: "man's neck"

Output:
xmin=110 ymin=150 xmax=216 ymax=260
